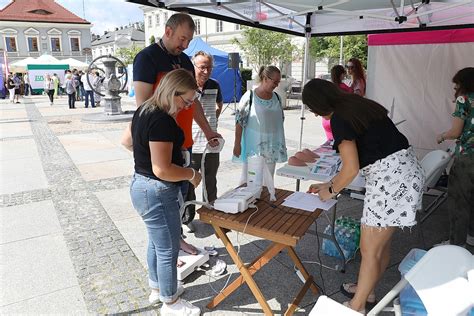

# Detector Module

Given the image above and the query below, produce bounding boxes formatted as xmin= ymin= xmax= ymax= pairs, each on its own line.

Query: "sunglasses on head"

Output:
xmin=345 ymin=64 xmax=354 ymax=69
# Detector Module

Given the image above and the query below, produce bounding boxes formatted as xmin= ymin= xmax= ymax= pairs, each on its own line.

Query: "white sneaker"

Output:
xmin=466 ymin=235 xmax=474 ymax=246
xmin=149 ymin=283 xmax=185 ymax=305
xmin=160 ymin=298 xmax=200 ymax=316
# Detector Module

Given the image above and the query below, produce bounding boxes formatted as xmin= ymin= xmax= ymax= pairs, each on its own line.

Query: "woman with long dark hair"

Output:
xmin=436 ymin=67 xmax=474 ymax=247
xmin=331 ymin=65 xmax=353 ymax=93
xmin=303 ymin=79 xmax=424 ymax=313
xmin=346 ymin=58 xmax=366 ymax=97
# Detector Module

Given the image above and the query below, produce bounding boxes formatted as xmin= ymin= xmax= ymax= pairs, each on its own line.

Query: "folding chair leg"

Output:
xmin=367 ymin=278 xmax=408 ymax=315
xmin=420 ymin=192 xmax=448 ymax=224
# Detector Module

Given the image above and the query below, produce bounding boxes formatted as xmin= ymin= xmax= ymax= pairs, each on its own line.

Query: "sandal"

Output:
xmin=342 ymin=301 xmax=365 ymax=314
xmin=340 ymin=283 xmax=377 ymax=310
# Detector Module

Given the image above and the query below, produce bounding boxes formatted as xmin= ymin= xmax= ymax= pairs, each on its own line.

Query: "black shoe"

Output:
xmin=340 ymin=283 xmax=377 ymax=310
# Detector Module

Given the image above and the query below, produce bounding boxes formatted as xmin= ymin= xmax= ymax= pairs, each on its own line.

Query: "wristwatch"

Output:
xmin=328 ymin=184 xmax=339 ymax=195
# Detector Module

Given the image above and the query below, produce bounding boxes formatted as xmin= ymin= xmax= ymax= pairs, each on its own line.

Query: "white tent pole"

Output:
xmin=295 ymin=13 xmax=312 ymax=191
xmin=339 ymin=36 xmax=343 ymax=65
xmin=298 ymin=13 xmax=311 ymax=152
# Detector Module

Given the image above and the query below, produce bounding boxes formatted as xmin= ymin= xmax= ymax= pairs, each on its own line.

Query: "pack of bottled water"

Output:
xmin=321 ymin=216 xmax=361 ymax=262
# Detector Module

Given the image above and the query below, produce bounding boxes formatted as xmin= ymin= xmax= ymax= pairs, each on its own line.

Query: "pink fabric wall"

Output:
xmin=368 ymin=29 xmax=474 ymax=46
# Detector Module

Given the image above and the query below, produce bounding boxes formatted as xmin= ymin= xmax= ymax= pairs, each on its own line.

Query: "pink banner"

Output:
xmin=368 ymin=29 xmax=474 ymax=46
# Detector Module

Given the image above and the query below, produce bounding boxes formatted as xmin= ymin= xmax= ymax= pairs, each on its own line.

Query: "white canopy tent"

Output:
xmin=127 ymin=0 xmax=474 ymax=156
xmin=9 ymin=57 xmax=37 ymax=72
xmin=61 ymin=58 xmax=89 ymax=70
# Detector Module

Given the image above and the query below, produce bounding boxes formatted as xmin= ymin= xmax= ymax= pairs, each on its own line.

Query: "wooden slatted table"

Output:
xmin=197 ymin=188 xmax=322 ymax=316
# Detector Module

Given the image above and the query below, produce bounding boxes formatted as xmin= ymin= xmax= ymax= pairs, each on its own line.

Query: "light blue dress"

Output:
xmin=233 ymin=89 xmax=287 ymax=163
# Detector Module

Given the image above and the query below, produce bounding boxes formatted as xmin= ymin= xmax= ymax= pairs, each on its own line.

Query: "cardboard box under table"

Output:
xmin=197 ymin=188 xmax=321 ymax=316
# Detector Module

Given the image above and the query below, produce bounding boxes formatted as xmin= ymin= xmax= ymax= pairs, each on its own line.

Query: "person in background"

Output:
xmin=6 ymin=73 xmax=15 ymax=103
xmin=184 ymin=50 xmax=224 ymax=232
xmin=81 ymin=70 xmax=95 ymax=108
xmin=133 ymin=12 xmax=221 ymax=256
xmin=121 ymin=69 xmax=202 ymax=315
xmin=24 ymin=72 xmax=31 ymax=96
xmin=65 ymin=73 xmax=77 ymax=109
xmin=346 ymin=58 xmax=366 ymax=97
xmin=233 ymin=65 xmax=288 ymax=183
xmin=78 ymin=70 xmax=85 ymax=101
xmin=72 ymin=69 xmax=82 ymax=101
xmin=319 ymin=65 xmax=354 ymax=141
xmin=436 ymin=67 xmax=474 ymax=247
xmin=52 ymin=73 xmax=59 ymax=98
xmin=13 ymin=73 xmax=21 ymax=103
xmin=93 ymin=71 xmax=103 ymax=107
xmin=303 ymin=79 xmax=424 ymax=313
xmin=44 ymin=74 xmax=55 ymax=106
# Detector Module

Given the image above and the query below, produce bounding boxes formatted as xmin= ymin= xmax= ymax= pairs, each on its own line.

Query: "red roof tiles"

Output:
xmin=0 ymin=0 xmax=90 ymax=24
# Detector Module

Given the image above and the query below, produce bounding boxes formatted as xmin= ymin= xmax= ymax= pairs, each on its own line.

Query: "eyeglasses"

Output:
xmin=267 ymin=77 xmax=281 ymax=85
xmin=195 ymin=65 xmax=212 ymax=72
xmin=178 ymin=91 xmax=199 ymax=107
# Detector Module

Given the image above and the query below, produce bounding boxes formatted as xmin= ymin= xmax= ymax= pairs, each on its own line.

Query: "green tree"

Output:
xmin=232 ymin=26 xmax=296 ymax=72
xmin=309 ymin=35 xmax=368 ymax=69
xmin=115 ymin=45 xmax=143 ymax=65
xmin=149 ymin=35 xmax=156 ymax=44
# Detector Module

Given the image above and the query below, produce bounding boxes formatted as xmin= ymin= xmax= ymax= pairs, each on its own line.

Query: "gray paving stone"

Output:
xmin=14 ymin=101 xmax=150 ymax=313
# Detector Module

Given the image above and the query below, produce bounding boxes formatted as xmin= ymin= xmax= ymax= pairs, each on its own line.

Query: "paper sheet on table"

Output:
xmin=281 ymin=191 xmax=337 ymax=212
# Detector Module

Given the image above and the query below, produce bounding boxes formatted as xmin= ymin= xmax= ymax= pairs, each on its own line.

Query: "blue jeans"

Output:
xmin=130 ymin=173 xmax=181 ymax=303
xmin=84 ymin=90 xmax=95 ymax=108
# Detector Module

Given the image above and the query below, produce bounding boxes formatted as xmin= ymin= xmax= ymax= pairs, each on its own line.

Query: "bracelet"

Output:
xmin=189 ymin=168 xmax=196 ymax=181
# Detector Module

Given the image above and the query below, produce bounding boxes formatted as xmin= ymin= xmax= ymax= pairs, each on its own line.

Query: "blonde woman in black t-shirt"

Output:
xmin=303 ymin=79 xmax=424 ymax=314
xmin=121 ymin=69 xmax=202 ymax=316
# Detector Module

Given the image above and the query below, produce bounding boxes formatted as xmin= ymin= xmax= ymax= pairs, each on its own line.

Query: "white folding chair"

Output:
xmin=309 ymin=295 xmax=363 ymax=315
xmin=418 ymin=149 xmax=453 ymax=224
xmin=368 ymin=245 xmax=474 ymax=315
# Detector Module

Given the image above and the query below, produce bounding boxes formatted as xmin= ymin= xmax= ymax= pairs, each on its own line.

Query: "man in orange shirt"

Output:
xmin=133 ymin=13 xmax=221 ymax=255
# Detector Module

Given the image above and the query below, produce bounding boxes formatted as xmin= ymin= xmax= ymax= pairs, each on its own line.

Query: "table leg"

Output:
xmin=285 ymin=275 xmax=314 ymax=316
xmin=209 ymin=225 xmax=275 ymax=315
xmin=286 ymin=246 xmax=319 ymax=295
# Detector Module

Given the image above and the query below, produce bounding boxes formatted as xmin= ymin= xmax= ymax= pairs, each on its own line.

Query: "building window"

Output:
xmin=194 ymin=19 xmax=201 ymax=35
xmin=155 ymin=14 xmax=160 ymax=27
xmin=50 ymin=37 xmax=61 ymax=51
xmin=148 ymin=15 xmax=152 ymax=27
xmin=70 ymin=37 xmax=80 ymax=51
xmin=27 ymin=36 xmax=39 ymax=51
xmin=5 ymin=36 xmax=17 ymax=52
xmin=235 ymin=24 xmax=241 ymax=31
xmin=164 ymin=12 xmax=168 ymax=21
xmin=216 ymin=20 xmax=223 ymax=32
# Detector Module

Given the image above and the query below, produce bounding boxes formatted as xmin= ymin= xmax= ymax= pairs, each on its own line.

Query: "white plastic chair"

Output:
xmin=418 ymin=149 xmax=453 ymax=223
xmin=309 ymin=295 xmax=363 ymax=315
xmin=368 ymin=245 xmax=474 ymax=315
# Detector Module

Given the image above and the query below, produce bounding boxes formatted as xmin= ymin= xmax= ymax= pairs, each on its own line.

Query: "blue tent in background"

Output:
xmin=184 ymin=38 xmax=242 ymax=103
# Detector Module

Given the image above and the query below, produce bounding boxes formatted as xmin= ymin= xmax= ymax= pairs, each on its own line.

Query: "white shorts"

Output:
xmin=361 ymin=147 xmax=425 ymax=228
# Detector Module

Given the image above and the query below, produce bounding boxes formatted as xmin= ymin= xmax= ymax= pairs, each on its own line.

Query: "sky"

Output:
xmin=0 ymin=0 xmax=145 ymax=34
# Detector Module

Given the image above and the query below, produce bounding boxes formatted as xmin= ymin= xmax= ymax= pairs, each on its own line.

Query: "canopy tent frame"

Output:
xmin=129 ymin=0 xmax=474 ymax=36
xmin=128 ymin=0 xmax=474 ymax=191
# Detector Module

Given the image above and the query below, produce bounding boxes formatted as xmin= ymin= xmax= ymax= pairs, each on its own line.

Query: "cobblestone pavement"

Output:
xmin=13 ymin=98 xmax=152 ymax=314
